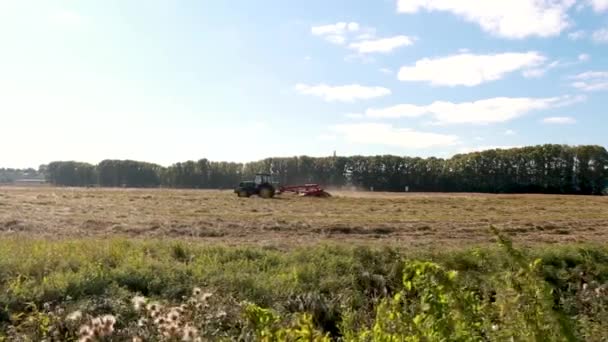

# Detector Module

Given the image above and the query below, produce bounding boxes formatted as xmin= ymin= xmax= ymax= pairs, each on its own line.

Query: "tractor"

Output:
xmin=234 ymin=173 xmax=331 ymax=198
xmin=234 ymin=173 xmax=276 ymax=198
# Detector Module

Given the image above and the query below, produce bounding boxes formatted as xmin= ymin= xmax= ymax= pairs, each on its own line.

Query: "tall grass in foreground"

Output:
xmin=0 ymin=231 xmax=607 ymax=340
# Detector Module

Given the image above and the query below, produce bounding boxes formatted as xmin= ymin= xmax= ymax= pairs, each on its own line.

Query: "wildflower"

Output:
xmin=192 ymin=287 xmax=202 ymax=296
xmin=78 ymin=325 xmax=92 ymax=337
xmin=67 ymin=310 xmax=82 ymax=321
xmin=138 ymin=318 xmax=148 ymax=327
xmin=162 ymin=323 xmax=180 ymax=338
xmin=168 ymin=309 xmax=181 ymax=322
xmin=491 ymin=324 xmax=499 ymax=331
xmin=91 ymin=317 xmax=102 ymax=329
xmin=92 ymin=327 xmax=102 ymax=338
xmin=582 ymin=283 xmax=588 ymax=290
xmin=79 ymin=337 xmax=94 ymax=342
xmin=167 ymin=323 xmax=179 ymax=335
xmin=132 ymin=295 xmax=147 ymax=311
xmin=101 ymin=325 xmax=114 ymax=336
xmin=182 ymin=325 xmax=199 ymax=341
xmin=147 ymin=302 xmax=161 ymax=313
xmin=132 ymin=337 xmax=144 ymax=342
xmin=201 ymin=292 xmax=213 ymax=301
xmin=177 ymin=304 xmax=187 ymax=314
xmin=100 ymin=315 xmax=116 ymax=336
xmin=102 ymin=314 xmax=116 ymax=326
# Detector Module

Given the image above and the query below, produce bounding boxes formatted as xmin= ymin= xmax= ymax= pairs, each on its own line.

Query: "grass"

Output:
xmin=1 ymin=187 xmax=607 ymax=247
xmin=0 ymin=187 xmax=607 ymax=339
xmin=1 ymin=238 xmax=608 ymax=339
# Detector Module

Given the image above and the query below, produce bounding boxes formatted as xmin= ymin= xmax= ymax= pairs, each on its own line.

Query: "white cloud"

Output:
xmin=367 ymin=104 xmax=429 ymax=118
xmin=522 ymin=69 xmax=546 ymax=78
xmin=366 ymin=95 xmax=581 ymax=125
xmin=398 ymin=52 xmax=546 ymax=86
xmin=311 ymin=22 xmax=360 ymax=45
xmin=504 ymin=129 xmax=517 ymax=135
xmin=578 ymin=53 xmax=590 ymax=61
xmin=295 ymin=83 xmax=391 ymax=102
xmin=571 ymin=71 xmax=608 ymax=79
xmin=311 ymin=22 xmax=359 ymax=36
xmin=379 ymin=68 xmax=393 ymax=74
xmin=576 ymin=2 xmax=587 ymax=11
xmin=312 ymin=22 xmax=413 ymax=54
xmin=554 ymin=94 xmax=587 ymax=106
xmin=344 ymin=53 xmax=376 ymax=64
xmin=326 ymin=35 xmax=346 ymax=45
xmin=542 ymin=116 xmax=577 ymax=124
xmin=311 ymin=22 xmax=378 ymax=48
xmin=349 ymin=35 xmax=413 ymax=53
xmin=347 ymin=22 xmax=360 ymax=31
xmin=588 ymin=0 xmax=608 ymax=12
xmin=568 ymin=30 xmax=586 ymax=40
xmin=570 ymin=71 xmax=608 ymax=91
xmin=428 ymin=97 xmax=559 ymax=124
xmin=396 ymin=0 xmax=574 ymax=39
xmin=332 ymin=123 xmax=460 ymax=148
xmin=522 ymin=60 xmax=560 ymax=78
xmin=592 ymin=28 xmax=608 ymax=43
xmin=355 ymin=32 xmax=376 ymax=40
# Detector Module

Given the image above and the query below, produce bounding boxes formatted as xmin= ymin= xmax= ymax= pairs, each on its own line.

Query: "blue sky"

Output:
xmin=1 ymin=0 xmax=607 ymax=168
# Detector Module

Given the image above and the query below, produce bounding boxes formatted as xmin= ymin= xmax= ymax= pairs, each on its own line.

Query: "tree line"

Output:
xmin=0 ymin=168 xmax=44 ymax=183
xmin=39 ymin=145 xmax=608 ymax=195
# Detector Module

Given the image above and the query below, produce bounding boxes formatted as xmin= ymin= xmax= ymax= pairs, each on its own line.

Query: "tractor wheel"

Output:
xmin=259 ymin=186 xmax=275 ymax=199
xmin=238 ymin=190 xmax=250 ymax=198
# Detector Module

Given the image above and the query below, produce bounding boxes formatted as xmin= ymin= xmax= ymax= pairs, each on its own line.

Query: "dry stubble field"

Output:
xmin=1 ymin=186 xmax=607 ymax=248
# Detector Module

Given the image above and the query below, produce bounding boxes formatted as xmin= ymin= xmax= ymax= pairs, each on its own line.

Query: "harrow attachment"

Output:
xmin=278 ymin=184 xmax=331 ymax=197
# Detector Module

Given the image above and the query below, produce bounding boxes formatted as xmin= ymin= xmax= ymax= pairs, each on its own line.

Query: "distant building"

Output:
xmin=13 ymin=179 xmax=48 ymax=186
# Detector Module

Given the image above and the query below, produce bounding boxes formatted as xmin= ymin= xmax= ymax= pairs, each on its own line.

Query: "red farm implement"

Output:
xmin=278 ymin=184 xmax=331 ymax=197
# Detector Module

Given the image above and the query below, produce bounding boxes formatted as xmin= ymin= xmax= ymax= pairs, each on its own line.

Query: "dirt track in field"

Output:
xmin=1 ymin=187 xmax=607 ymax=248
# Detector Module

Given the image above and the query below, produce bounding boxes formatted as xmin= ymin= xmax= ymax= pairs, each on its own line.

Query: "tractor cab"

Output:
xmin=234 ymin=173 xmax=276 ymax=198
xmin=254 ymin=173 xmax=272 ymax=185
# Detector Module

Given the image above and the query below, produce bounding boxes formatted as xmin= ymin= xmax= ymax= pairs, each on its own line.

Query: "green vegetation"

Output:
xmin=41 ymin=144 xmax=608 ymax=194
xmin=46 ymin=162 xmax=96 ymax=187
xmin=1 ymin=234 xmax=607 ymax=340
xmin=0 ymin=168 xmax=43 ymax=184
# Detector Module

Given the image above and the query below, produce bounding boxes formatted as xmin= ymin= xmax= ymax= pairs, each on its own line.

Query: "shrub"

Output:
xmin=1 ymin=234 xmax=607 ymax=340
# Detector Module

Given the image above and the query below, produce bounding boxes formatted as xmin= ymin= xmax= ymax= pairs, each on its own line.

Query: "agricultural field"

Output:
xmin=1 ymin=187 xmax=607 ymax=247
xmin=1 ymin=186 xmax=608 ymax=340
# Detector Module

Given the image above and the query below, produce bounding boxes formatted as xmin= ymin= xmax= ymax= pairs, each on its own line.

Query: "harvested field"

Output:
xmin=1 ymin=186 xmax=607 ymax=248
